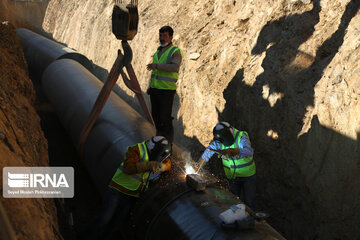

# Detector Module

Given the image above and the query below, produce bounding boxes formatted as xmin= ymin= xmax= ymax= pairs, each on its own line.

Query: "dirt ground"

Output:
xmin=0 ymin=17 xmax=102 ymax=240
xmin=0 ymin=20 xmax=64 ymax=240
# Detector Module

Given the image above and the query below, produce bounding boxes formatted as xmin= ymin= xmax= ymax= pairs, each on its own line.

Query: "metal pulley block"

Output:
xmin=112 ymin=0 xmax=139 ymax=40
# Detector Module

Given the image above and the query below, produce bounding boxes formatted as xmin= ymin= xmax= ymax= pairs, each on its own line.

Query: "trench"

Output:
xmin=18 ymin=28 xmax=286 ymax=240
xmin=30 ymin=45 xmax=101 ymax=240
xmin=14 ymin=27 xmax=102 ymax=239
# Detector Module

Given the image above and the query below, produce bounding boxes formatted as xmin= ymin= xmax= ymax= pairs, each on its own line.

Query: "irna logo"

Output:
xmin=3 ymin=167 xmax=74 ymax=198
xmin=7 ymin=172 xmax=69 ymax=188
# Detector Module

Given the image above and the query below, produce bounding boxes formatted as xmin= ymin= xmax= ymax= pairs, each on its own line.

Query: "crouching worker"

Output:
xmin=78 ymin=136 xmax=172 ymax=240
xmin=197 ymin=122 xmax=256 ymax=210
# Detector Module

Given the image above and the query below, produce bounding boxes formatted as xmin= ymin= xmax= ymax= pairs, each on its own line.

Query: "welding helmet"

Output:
xmin=213 ymin=122 xmax=235 ymax=146
xmin=148 ymin=136 xmax=172 ymax=162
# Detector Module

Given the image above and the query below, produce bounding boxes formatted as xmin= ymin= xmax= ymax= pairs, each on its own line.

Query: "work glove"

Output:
xmin=136 ymin=160 xmax=171 ymax=174
xmin=193 ymin=158 xmax=206 ymax=173
xmin=151 ymin=159 xmax=172 ymax=173
xmin=150 ymin=162 xmax=164 ymax=174
xmin=136 ymin=161 xmax=158 ymax=173
xmin=162 ymin=158 xmax=172 ymax=172
xmin=216 ymin=148 xmax=240 ymax=158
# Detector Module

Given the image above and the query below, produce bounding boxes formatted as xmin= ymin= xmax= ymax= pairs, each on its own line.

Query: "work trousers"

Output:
xmin=78 ymin=187 xmax=136 ymax=240
xmin=228 ymin=175 xmax=256 ymax=211
xmin=149 ymin=88 xmax=176 ymax=143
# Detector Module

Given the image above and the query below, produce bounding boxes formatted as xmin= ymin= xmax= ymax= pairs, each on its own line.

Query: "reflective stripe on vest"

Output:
xmin=150 ymin=46 xmax=182 ymax=90
xmin=150 ymin=74 xmax=177 ymax=82
xmin=111 ymin=141 xmax=150 ymax=194
xmin=221 ymin=130 xmax=256 ymax=179
xmin=222 ymin=158 xmax=255 ymax=169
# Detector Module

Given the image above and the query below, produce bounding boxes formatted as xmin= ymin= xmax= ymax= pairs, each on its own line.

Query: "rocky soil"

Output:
xmin=0 ymin=20 xmax=62 ymax=240
xmin=1 ymin=0 xmax=359 ymax=239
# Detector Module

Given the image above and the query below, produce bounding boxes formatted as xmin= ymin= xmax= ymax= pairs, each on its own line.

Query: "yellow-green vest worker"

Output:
xmin=150 ymin=45 xmax=183 ymax=90
xmin=220 ymin=129 xmax=256 ymax=179
xmin=110 ymin=141 xmax=150 ymax=197
xmin=146 ymin=26 xmax=183 ymax=143
xmin=109 ymin=136 xmax=172 ymax=198
xmin=80 ymin=137 xmax=172 ymax=239
xmin=198 ymin=121 xmax=256 ymax=210
xmin=199 ymin=126 xmax=255 ymax=179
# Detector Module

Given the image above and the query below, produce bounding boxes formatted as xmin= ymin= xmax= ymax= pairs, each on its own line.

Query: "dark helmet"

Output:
xmin=213 ymin=122 xmax=235 ymax=146
xmin=149 ymin=136 xmax=172 ymax=162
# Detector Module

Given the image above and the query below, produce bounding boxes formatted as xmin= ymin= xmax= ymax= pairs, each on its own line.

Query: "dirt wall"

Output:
xmin=0 ymin=21 xmax=62 ymax=240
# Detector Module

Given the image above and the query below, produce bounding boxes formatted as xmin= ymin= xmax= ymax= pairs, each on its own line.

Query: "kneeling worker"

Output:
xmin=198 ymin=122 xmax=256 ymax=210
xmin=79 ymin=136 xmax=172 ymax=240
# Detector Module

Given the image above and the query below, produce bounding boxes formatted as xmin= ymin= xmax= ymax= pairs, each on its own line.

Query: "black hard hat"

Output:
xmin=213 ymin=122 xmax=235 ymax=146
xmin=149 ymin=136 xmax=172 ymax=162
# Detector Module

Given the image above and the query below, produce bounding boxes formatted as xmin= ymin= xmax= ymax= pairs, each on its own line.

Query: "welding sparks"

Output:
xmin=180 ymin=151 xmax=204 ymax=177
xmin=185 ymin=165 xmax=196 ymax=175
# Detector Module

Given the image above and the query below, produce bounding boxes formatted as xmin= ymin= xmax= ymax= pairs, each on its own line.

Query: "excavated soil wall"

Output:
xmin=0 ymin=21 xmax=61 ymax=240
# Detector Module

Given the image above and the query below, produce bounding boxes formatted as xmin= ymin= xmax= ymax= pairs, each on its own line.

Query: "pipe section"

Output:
xmin=42 ymin=59 xmax=155 ymax=194
xmin=132 ymin=180 xmax=285 ymax=240
xmin=16 ymin=28 xmax=93 ymax=78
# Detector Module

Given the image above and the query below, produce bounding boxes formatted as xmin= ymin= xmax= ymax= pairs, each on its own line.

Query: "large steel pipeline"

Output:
xmin=16 ymin=28 xmax=285 ymax=239
xmin=16 ymin=28 xmax=93 ymax=78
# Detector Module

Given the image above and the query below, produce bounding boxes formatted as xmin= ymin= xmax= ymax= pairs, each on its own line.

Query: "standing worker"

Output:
xmin=79 ymin=136 xmax=172 ymax=240
xmin=146 ymin=26 xmax=183 ymax=143
xmin=198 ymin=122 xmax=256 ymax=210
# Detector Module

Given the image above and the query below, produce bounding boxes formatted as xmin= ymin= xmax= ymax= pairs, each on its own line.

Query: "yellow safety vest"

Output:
xmin=221 ymin=130 xmax=256 ymax=179
xmin=110 ymin=141 xmax=150 ymax=197
xmin=150 ymin=46 xmax=182 ymax=90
